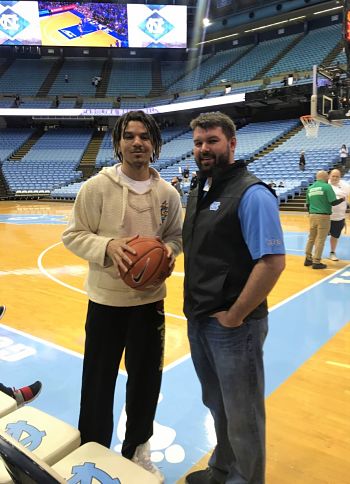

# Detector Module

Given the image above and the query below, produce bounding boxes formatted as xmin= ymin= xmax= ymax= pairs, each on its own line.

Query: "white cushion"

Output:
xmin=0 ymin=393 xmax=16 ymax=419
xmin=0 ymin=406 xmax=80 ymax=484
xmin=53 ymin=442 xmax=159 ymax=484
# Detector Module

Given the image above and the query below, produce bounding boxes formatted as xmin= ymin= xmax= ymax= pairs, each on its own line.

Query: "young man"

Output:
xmin=62 ymin=111 xmax=182 ymax=483
xmin=183 ymin=112 xmax=285 ymax=484
xmin=328 ymin=169 xmax=350 ymax=261
xmin=304 ymin=170 xmax=345 ymax=269
xmin=0 ymin=305 xmax=42 ymax=407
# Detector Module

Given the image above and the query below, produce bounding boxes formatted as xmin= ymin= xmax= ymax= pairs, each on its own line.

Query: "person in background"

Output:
xmin=171 ymin=176 xmax=183 ymax=197
xmin=62 ymin=110 xmax=182 ymax=483
xmin=299 ymin=150 xmax=306 ymax=171
xmin=339 ymin=144 xmax=348 ymax=166
xmin=183 ymin=111 xmax=285 ymax=484
xmin=304 ymin=170 xmax=345 ymax=269
xmin=328 ymin=169 xmax=350 ymax=261
xmin=182 ymin=164 xmax=190 ymax=183
xmin=189 ymin=172 xmax=198 ymax=191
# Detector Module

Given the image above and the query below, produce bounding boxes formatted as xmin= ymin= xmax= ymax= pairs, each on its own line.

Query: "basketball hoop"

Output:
xmin=300 ymin=115 xmax=320 ymax=138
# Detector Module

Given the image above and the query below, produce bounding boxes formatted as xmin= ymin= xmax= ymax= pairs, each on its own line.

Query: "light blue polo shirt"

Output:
xmin=238 ymin=184 xmax=285 ymax=260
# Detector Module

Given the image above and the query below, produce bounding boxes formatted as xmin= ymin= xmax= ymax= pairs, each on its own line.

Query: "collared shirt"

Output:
xmin=238 ymin=184 xmax=285 ymax=260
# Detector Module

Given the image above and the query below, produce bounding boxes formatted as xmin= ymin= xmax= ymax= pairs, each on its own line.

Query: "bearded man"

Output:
xmin=183 ymin=112 xmax=286 ymax=484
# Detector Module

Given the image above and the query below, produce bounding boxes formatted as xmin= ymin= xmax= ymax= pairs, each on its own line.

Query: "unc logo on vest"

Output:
xmin=209 ymin=201 xmax=221 ymax=211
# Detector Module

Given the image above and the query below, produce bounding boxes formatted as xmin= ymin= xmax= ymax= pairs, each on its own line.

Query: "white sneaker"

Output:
xmin=329 ymin=252 xmax=339 ymax=261
xmin=131 ymin=441 xmax=165 ymax=483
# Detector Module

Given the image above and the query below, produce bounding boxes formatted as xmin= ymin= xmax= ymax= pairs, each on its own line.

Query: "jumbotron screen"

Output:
xmin=0 ymin=1 xmax=187 ymax=48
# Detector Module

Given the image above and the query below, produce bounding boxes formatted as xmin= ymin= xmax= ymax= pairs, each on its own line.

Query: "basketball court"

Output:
xmin=40 ymin=11 xmax=121 ymax=47
xmin=1 ymin=200 xmax=350 ymax=483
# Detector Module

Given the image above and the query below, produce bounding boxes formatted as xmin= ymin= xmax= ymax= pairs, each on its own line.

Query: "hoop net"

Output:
xmin=300 ymin=115 xmax=320 ymax=138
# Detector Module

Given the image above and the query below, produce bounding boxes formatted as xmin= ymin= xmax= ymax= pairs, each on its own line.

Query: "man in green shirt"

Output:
xmin=304 ymin=170 xmax=345 ymax=269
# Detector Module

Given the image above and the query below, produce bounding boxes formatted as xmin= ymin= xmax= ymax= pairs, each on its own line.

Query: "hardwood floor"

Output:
xmin=1 ymin=201 xmax=349 ymax=483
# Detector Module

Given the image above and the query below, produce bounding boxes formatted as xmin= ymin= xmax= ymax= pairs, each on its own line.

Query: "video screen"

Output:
xmin=39 ymin=2 xmax=128 ymax=47
xmin=0 ymin=1 xmax=187 ymax=48
xmin=127 ymin=4 xmax=187 ymax=48
xmin=0 ymin=1 xmax=41 ymax=45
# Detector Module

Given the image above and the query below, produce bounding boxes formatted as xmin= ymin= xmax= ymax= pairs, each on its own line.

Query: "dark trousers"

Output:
xmin=0 ymin=383 xmax=14 ymax=398
xmin=78 ymin=300 xmax=165 ymax=458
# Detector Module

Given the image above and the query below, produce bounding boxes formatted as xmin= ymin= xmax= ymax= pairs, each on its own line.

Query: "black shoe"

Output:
xmin=185 ymin=468 xmax=220 ymax=484
xmin=312 ymin=262 xmax=327 ymax=269
xmin=304 ymin=258 xmax=313 ymax=267
xmin=13 ymin=381 xmax=42 ymax=408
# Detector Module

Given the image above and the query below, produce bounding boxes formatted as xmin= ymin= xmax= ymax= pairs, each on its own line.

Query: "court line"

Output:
xmin=36 ymin=242 xmax=185 ymax=372
xmin=326 ymin=360 xmax=350 ymax=370
xmin=0 ymin=322 xmax=83 ymax=359
xmin=35 ymin=241 xmax=350 ymax=371
xmin=38 ymin=241 xmax=87 ymax=295
xmin=0 ymin=323 xmax=128 ymax=377
xmin=0 ymin=319 xmax=183 ymax=375
xmin=37 ymin=242 xmax=185 ymax=296
xmin=269 ymin=263 xmax=350 ymax=312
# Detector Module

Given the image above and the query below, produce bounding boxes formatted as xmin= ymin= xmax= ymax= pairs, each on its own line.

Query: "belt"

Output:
xmin=310 ymin=213 xmax=330 ymax=215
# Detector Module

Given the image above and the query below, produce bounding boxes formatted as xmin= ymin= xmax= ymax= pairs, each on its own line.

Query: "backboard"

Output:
xmin=311 ymin=64 xmax=345 ymax=127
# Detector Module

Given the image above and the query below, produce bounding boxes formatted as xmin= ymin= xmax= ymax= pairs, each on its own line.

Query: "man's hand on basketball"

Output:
xmin=106 ymin=235 xmax=138 ymax=274
xmin=164 ymin=244 xmax=175 ymax=276
xmin=211 ymin=311 xmax=244 ymax=328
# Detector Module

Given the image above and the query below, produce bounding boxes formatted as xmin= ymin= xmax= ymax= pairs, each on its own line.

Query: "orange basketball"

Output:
xmin=120 ymin=237 xmax=169 ymax=290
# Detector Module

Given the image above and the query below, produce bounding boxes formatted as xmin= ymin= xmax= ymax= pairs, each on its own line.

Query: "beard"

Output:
xmin=195 ymin=146 xmax=231 ymax=177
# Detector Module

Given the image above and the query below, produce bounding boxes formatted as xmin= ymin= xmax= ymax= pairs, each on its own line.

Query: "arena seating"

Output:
xmin=106 ymin=60 xmax=153 ymax=97
xmin=0 ymin=408 xmax=158 ymax=484
xmin=0 ymin=129 xmax=34 ymax=162
xmin=210 ymin=34 xmax=300 ymax=86
xmin=2 ymin=129 xmax=92 ymax=195
xmin=0 ymin=429 xmax=159 ymax=483
xmin=160 ymin=58 xmax=209 ymax=91
xmin=249 ymin=120 xmax=350 ymax=202
xmin=49 ymin=58 xmax=105 ymax=97
xmin=265 ymin=24 xmax=342 ymax=78
xmin=0 ymin=59 xmax=54 ymax=96
xmin=0 ymin=21 xmax=348 ymax=204
xmin=165 ymin=45 xmax=251 ymax=94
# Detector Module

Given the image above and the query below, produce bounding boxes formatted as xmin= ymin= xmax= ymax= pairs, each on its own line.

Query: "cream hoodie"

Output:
xmin=62 ymin=164 xmax=183 ymax=307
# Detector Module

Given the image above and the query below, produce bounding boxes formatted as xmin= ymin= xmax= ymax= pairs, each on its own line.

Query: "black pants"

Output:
xmin=78 ymin=300 xmax=165 ymax=458
xmin=0 ymin=383 xmax=14 ymax=398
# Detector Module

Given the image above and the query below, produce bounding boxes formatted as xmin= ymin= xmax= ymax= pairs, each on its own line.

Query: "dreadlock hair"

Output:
xmin=190 ymin=111 xmax=236 ymax=140
xmin=112 ymin=110 xmax=162 ymax=163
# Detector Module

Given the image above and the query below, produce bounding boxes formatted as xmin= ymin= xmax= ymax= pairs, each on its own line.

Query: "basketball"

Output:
xmin=120 ymin=237 xmax=169 ymax=290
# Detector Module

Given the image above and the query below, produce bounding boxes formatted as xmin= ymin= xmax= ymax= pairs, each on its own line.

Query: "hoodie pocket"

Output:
xmin=96 ymin=265 xmax=129 ymax=292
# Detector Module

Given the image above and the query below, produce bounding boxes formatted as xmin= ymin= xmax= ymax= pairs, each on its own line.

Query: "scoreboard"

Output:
xmin=0 ymin=1 xmax=187 ymax=49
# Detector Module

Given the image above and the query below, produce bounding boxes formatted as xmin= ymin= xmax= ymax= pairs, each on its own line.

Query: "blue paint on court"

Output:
xmin=1 ymin=262 xmax=350 ymax=482
xmin=0 ymin=214 xmax=67 ymax=225
xmin=283 ymin=230 xmax=350 ymax=259
xmin=59 ymin=23 xmax=97 ymax=40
